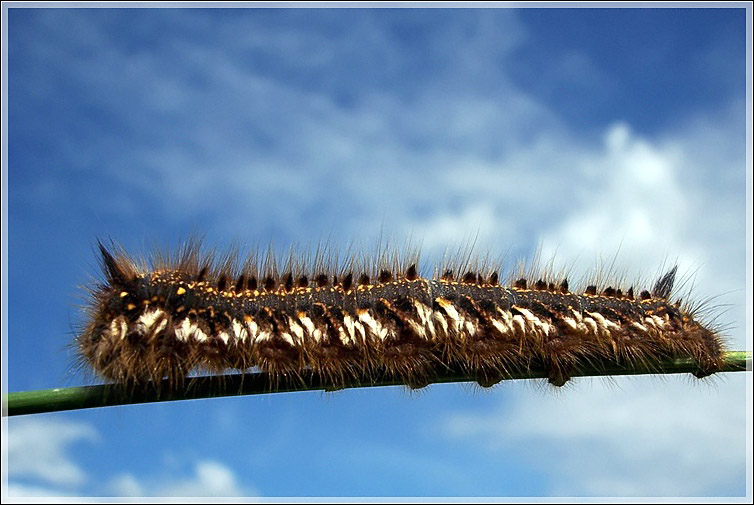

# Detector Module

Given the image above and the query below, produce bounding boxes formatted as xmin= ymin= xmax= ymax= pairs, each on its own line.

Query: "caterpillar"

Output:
xmin=76 ymin=240 xmax=727 ymax=390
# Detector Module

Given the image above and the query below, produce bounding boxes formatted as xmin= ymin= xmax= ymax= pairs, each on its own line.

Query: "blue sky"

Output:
xmin=3 ymin=4 xmax=751 ymax=499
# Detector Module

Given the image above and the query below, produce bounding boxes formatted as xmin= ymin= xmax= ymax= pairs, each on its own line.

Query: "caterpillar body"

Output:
xmin=77 ymin=241 xmax=726 ymax=390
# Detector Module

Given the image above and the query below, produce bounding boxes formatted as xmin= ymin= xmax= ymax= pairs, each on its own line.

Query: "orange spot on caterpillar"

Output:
xmin=435 ymin=297 xmax=452 ymax=309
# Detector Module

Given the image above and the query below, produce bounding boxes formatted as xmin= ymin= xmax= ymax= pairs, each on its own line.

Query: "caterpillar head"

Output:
xmin=77 ymin=244 xmax=186 ymax=385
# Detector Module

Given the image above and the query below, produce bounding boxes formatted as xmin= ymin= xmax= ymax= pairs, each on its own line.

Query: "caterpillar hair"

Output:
xmin=75 ymin=239 xmax=727 ymax=390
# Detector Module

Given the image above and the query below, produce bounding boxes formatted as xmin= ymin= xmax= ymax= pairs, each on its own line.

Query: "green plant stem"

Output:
xmin=4 ymin=351 xmax=750 ymax=417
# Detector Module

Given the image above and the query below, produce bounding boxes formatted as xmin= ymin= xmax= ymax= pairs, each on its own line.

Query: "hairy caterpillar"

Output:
xmin=76 ymin=240 xmax=726 ymax=390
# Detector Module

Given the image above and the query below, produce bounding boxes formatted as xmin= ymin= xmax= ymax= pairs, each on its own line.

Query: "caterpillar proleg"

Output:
xmin=76 ymin=240 xmax=727 ymax=390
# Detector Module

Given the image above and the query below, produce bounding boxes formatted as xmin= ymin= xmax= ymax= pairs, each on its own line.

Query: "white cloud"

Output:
xmin=107 ymin=473 xmax=144 ymax=497
xmin=536 ymin=115 xmax=746 ymax=349
xmin=539 ymin=121 xmax=693 ymax=277
xmin=5 ymin=483 xmax=75 ymax=498
xmin=427 ymin=112 xmax=746 ymax=498
xmin=156 ymin=460 xmax=247 ymax=497
xmin=5 ymin=418 xmax=253 ymax=498
xmin=109 ymin=460 xmax=253 ymax=497
xmin=6 ymin=418 xmax=98 ymax=489
xmin=17 ymin=11 xmax=744 ymax=303
xmin=442 ymin=375 xmax=747 ymax=496
xmin=435 ymin=109 xmax=748 ymax=497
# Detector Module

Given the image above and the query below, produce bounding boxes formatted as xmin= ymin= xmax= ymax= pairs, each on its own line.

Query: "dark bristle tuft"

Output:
xmin=603 ymin=287 xmax=616 ymax=297
xmin=406 ymin=264 xmax=418 ymax=281
xmin=616 ymin=289 xmax=623 ymax=298
xmin=514 ymin=278 xmax=527 ymax=289
xmin=585 ymin=285 xmax=597 ymax=295
xmin=315 ymin=273 xmax=328 ymax=288
xmin=378 ymin=270 xmax=393 ymax=283
xmin=627 ymin=286 xmax=634 ymax=299
xmin=283 ymin=273 xmax=294 ymax=292
xmin=342 ymin=273 xmax=353 ymax=291
xmin=297 ymin=276 xmax=309 ymax=288
xmin=234 ymin=275 xmax=246 ymax=292
xmin=264 ymin=276 xmax=276 ymax=292
xmin=463 ymin=272 xmax=476 ymax=284
xmin=489 ymin=272 xmax=499 ymax=285
xmin=98 ymin=242 xmax=131 ymax=285
xmin=441 ymin=270 xmax=454 ymax=281
xmin=197 ymin=266 xmax=209 ymax=282
xmin=652 ymin=266 xmax=678 ymax=299
xmin=640 ymin=290 xmax=651 ymax=301
xmin=247 ymin=277 xmax=258 ymax=291
xmin=217 ymin=275 xmax=228 ymax=291
xmin=560 ymin=279 xmax=569 ymax=293
xmin=535 ymin=279 xmax=547 ymax=290
xmin=548 ymin=282 xmax=555 ymax=291
xmin=358 ymin=273 xmax=370 ymax=285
